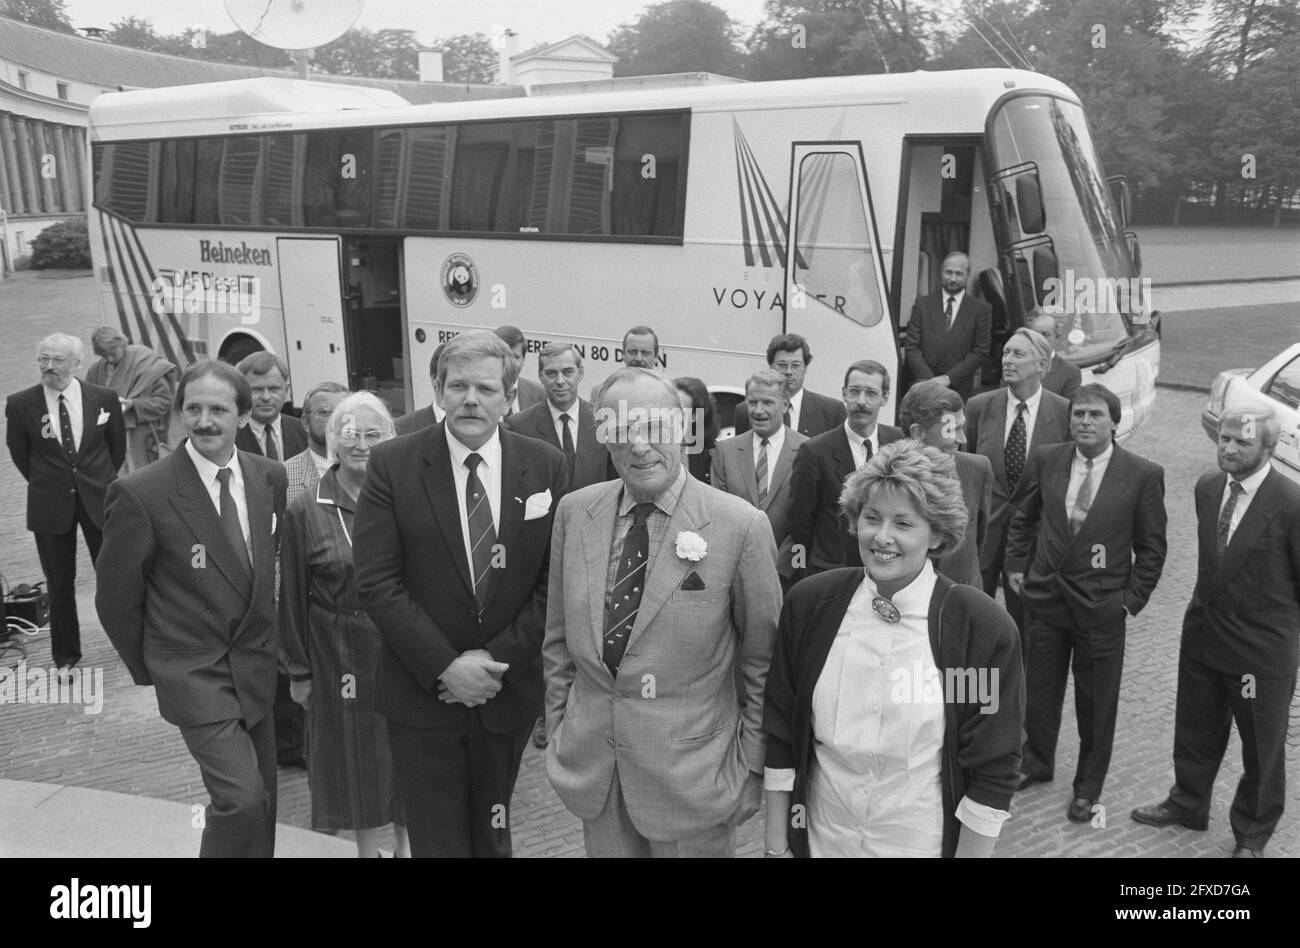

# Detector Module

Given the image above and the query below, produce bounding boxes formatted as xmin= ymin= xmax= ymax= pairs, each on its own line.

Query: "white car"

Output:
xmin=1202 ymin=342 xmax=1300 ymax=484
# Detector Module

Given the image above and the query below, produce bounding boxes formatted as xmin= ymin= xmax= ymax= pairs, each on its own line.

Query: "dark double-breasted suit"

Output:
xmin=506 ymin=397 xmax=615 ymax=493
xmin=97 ymin=445 xmax=287 ymax=857
xmin=353 ymin=422 xmax=566 ymax=857
xmin=904 ymin=291 xmax=993 ymax=400
xmin=6 ymin=381 xmax=125 ymax=667
xmin=787 ymin=423 xmax=904 ymax=577
xmin=1006 ymin=441 xmax=1167 ymax=800
xmin=1167 ymin=467 xmax=1300 ymax=849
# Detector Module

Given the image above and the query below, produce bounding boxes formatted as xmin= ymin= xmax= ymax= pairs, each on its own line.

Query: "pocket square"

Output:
xmin=97 ymin=408 xmax=110 ymax=425
xmin=271 ymin=512 xmax=277 ymax=534
xmin=680 ymin=571 xmax=705 ymax=591
xmin=523 ymin=489 xmax=553 ymax=520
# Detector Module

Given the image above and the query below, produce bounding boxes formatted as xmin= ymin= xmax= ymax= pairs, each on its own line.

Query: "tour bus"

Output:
xmin=86 ymin=69 xmax=1158 ymax=436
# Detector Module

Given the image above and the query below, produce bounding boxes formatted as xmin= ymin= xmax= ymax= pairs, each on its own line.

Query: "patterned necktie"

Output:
xmin=215 ymin=467 xmax=252 ymax=582
xmin=782 ymin=409 xmax=792 ymax=430
xmin=603 ymin=503 xmax=654 ymax=675
xmin=945 ymin=296 xmax=956 ymax=328
xmin=465 ymin=453 xmax=497 ymax=613
xmin=263 ymin=425 xmax=279 ymax=461
xmin=57 ymin=394 xmax=76 ymax=459
xmin=864 ymin=438 xmax=874 ymax=465
xmin=559 ymin=412 xmax=576 ymax=473
xmin=756 ymin=437 xmax=770 ymax=505
xmin=1215 ymin=480 xmax=1244 ymax=563
xmin=1070 ymin=458 xmax=1094 ymax=535
xmin=1005 ymin=401 xmax=1028 ymax=489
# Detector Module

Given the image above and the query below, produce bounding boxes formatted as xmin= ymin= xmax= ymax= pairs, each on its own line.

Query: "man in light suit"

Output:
xmin=787 ymin=359 xmax=903 ymax=578
xmin=733 ymin=333 xmax=846 ymax=438
xmin=395 ymin=344 xmax=445 ymax=436
xmin=1133 ymin=408 xmax=1300 ymax=857
xmin=97 ymin=361 xmax=287 ymax=857
xmin=544 ymin=367 xmax=782 ymax=857
xmin=507 ymin=342 xmax=615 ymax=493
xmin=904 ymin=252 xmax=992 ymax=400
xmin=283 ymin=381 xmax=348 ymax=507
xmin=965 ymin=328 xmax=1071 ymax=637
xmin=1007 ymin=384 xmax=1167 ymax=823
xmin=711 ymin=369 xmax=806 ymax=594
xmin=1032 ymin=314 xmax=1083 ymax=402
xmin=898 ymin=380 xmax=991 ymax=587
xmin=495 ymin=325 xmax=546 ymax=416
xmin=6 ymin=332 xmax=125 ymax=672
xmin=233 ymin=352 xmax=308 ymax=461
xmin=355 ymin=331 xmax=566 ymax=858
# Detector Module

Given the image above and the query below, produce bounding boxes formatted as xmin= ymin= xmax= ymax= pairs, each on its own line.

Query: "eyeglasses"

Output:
xmin=37 ymin=355 xmax=70 ymax=366
xmin=338 ymin=429 xmax=387 ymax=446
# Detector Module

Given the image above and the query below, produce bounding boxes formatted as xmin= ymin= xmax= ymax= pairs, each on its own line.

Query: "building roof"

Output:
xmin=514 ymin=34 xmax=618 ymax=65
xmin=0 ymin=15 xmax=521 ymax=103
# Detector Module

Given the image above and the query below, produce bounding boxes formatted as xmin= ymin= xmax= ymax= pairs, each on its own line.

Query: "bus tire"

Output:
xmin=220 ymin=336 xmax=262 ymax=366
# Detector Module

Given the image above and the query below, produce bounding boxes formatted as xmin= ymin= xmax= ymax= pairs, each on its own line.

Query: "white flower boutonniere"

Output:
xmin=675 ymin=530 xmax=707 ymax=562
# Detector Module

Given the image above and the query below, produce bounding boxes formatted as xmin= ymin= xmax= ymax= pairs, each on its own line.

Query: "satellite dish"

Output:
xmin=226 ymin=0 xmax=364 ymax=76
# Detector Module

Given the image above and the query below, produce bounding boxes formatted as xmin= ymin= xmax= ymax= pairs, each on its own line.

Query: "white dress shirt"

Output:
xmin=843 ymin=420 xmax=881 ymax=470
xmin=787 ymin=388 xmax=805 ymax=433
xmin=247 ymin=415 xmax=285 ymax=458
xmin=1219 ymin=462 xmax=1271 ymax=546
xmin=548 ymin=399 xmax=580 ymax=449
xmin=43 ymin=377 xmax=84 ymax=452
xmin=446 ymin=427 xmax=503 ymax=569
xmin=1003 ymin=385 xmax=1044 ymax=453
xmin=1065 ymin=442 xmax=1113 ymax=522
xmin=751 ymin=426 xmax=786 ymax=494
xmin=185 ymin=438 xmax=251 ymax=556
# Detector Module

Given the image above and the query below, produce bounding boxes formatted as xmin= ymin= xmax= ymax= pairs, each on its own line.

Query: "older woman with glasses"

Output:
xmin=762 ymin=440 xmax=1024 ymax=857
xmin=280 ymin=391 xmax=408 ymax=857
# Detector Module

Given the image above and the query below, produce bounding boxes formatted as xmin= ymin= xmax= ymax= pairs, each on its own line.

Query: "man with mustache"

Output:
xmin=621 ymin=325 xmax=661 ymax=371
xmin=786 ymin=360 xmax=903 ymax=579
xmin=904 ymin=251 xmax=992 ymax=400
xmin=6 ymin=333 xmax=125 ymax=674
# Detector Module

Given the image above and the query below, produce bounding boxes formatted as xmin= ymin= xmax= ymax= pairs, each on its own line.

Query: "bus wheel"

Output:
xmin=220 ymin=336 xmax=262 ymax=366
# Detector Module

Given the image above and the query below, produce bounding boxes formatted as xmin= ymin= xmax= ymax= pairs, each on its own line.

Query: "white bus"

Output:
xmin=86 ymin=69 xmax=1158 ymax=436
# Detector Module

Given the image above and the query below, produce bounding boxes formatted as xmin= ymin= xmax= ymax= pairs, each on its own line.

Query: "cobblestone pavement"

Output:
xmin=1 ymin=269 xmax=1296 ymax=858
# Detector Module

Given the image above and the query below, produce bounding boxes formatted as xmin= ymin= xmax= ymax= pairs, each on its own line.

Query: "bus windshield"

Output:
xmin=989 ymin=95 xmax=1139 ymax=366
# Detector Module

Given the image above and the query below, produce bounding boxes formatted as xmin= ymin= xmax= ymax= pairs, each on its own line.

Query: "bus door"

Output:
xmin=279 ymin=236 xmax=349 ymax=392
xmin=783 ymin=143 xmax=897 ymax=423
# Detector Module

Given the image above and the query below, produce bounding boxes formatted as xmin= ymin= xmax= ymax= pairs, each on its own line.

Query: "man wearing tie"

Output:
xmin=6 ymin=333 xmax=125 ymax=673
xmin=97 ymin=361 xmax=287 ymax=857
xmin=1132 ymin=408 xmax=1300 ymax=857
xmin=507 ymin=343 xmax=615 ymax=493
xmin=904 ymin=252 xmax=993 ymax=400
xmin=711 ymin=369 xmax=807 ymax=594
xmin=1006 ymin=384 xmax=1167 ymax=823
xmin=1032 ymin=314 xmax=1083 ymax=402
xmin=787 ymin=360 xmax=902 ymax=578
xmin=234 ymin=352 xmax=308 ymax=462
xmin=354 ymin=331 xmax=566 ymax=857
xmin=964 ymin=328 xmax=1071 ymax=637
xmin=733 ymin=334 xmax=847 ymax=438
xmin=544 ymin=367 xmax=782 ymax=856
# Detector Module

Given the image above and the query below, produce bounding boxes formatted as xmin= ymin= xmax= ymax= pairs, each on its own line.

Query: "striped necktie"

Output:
xmin=464 ymin=453 xmax=497 ymax=613
xmin=756 ymin=437 xmax=770 ymax=505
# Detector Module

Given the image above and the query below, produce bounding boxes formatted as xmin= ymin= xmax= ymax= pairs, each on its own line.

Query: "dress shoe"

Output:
xmin=530 ymin=717 xmax=547 ymax=749
xmin=1231 ymin=845 xmax=1263 ymax=858
xmin=1067 ymin=797 xmax=1097 ymax=824
xmin=1017 ymin=772 xmax=1053 ymax=792
xmin=1130 ymin=800 xmax=1208 ymax=831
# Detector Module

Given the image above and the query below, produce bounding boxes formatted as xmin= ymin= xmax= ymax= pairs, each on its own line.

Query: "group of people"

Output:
xmin=5 ymin=288 xmax=1297 ymax=858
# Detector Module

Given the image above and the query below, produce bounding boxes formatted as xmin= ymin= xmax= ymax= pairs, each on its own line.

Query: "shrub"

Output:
xmin=29 ymin=218 xmax=91 ymax=269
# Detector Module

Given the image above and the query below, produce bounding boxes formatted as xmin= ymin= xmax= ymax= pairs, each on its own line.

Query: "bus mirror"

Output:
xmin=1016 ymin=172 xmax=1045 ymax=234
xmin=1032 ymin=246 xmax=1059 ymax=308
xmin=1125 ymin=230 xmax=1142 ymax=276
xmin=1109 ymin=176 xmax=1131 ymax=229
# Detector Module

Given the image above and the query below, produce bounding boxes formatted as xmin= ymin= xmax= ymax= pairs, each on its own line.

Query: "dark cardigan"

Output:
xmin=762 ymin=567 xmax=1025 ymax=857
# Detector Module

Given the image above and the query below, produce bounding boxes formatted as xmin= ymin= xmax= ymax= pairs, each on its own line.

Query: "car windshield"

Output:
xmin=989 ymin=95 xmax=1141 ymax=365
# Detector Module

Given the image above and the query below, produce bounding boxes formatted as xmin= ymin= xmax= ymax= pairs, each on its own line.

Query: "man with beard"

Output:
xmin=787 ymin=360 xmax=903 ymax=579
xmin=904 ymin=251 xmax=992 ymax=400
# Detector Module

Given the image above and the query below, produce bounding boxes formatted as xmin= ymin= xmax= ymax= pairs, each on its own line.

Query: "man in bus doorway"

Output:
xmin=733 ymin=333 xmax=846 ymax=439
xmin=903 ymin=251 xmax=992 ymax=401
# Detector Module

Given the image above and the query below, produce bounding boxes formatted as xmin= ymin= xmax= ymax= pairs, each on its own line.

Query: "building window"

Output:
xmin=17 ymin=71 xmax=29 ymax=90
xmin=57 ymin=82 xmax=69 ymax=100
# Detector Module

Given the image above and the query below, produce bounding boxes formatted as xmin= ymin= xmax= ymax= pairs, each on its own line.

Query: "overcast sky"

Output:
xmin=61 ymin=0 xmax=774 ymax=49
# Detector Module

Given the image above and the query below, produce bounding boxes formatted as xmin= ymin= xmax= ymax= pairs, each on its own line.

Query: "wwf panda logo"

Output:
xmin=441 ymin=253 xmax=479 ymax=307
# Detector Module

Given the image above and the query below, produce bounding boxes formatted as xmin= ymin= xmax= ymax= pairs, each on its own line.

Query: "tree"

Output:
xmin=1 ymin=0 xmax=75 ymax=33
xmin=747 ymin=0 xmax=937 ymax=80
xmin=607 ymin=0 xmax=746 ymax=77
xmin=437 ymin=33 xmax=498 ymax=84
xmin=106 ymin=16 xmax=173 ymax=53
xmin=1204 ymin=0 xmax=1299 ymax=79
xmin=314 ymin=27 xmax=421 ymax=78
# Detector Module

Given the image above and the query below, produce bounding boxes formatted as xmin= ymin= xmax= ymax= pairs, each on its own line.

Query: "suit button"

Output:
xmin=606 ymin=739 xmax=616 ymax=749
xmin=613 ymin=693 xmax=623 ymax=702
